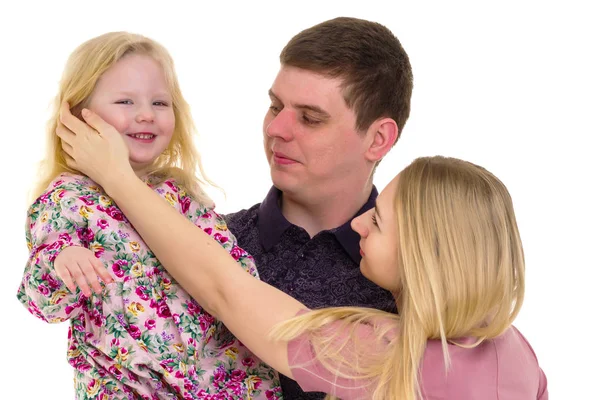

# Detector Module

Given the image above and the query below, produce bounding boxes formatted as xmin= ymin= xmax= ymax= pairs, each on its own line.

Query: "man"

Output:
xmin=226 ymin=17 xmax=413 ymax=399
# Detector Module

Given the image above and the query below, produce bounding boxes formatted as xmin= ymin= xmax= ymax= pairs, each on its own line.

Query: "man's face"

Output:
xmin=263 ymin=66 xmax=371 ymax=198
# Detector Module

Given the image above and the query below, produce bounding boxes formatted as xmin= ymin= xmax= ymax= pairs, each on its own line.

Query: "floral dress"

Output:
xmin=17 ymin=173 xmax=281 ymax=400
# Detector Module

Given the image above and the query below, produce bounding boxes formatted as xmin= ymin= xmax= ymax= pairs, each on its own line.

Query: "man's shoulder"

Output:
xmin=224 ymin=203 xmax=261 ymax=233
xmin=223 ymin=203 xmax=264 ymax=253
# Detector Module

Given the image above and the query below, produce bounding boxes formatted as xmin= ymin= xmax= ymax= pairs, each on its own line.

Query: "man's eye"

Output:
xmin=269 ymin=105 xmax=281 ymax=114
xmin=302 ymin=115 xmax=320 ymax=125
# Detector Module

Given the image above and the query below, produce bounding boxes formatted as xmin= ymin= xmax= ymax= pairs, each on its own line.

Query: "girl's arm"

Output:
xmin=18 ymin=175 xmax=94 ymax=323
xmin=57 ymin=105 xmax=304 ymax=377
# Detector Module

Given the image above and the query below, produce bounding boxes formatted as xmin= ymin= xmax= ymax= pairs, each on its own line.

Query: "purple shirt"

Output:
xmin=226 ymin=186 xmax=396 ymax=399
xmin=289 ymin=317 xmax=548 ymax=399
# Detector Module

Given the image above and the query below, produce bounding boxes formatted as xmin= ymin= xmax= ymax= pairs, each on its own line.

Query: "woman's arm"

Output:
xmin=57 ymin=104 xmax=304 ymax=377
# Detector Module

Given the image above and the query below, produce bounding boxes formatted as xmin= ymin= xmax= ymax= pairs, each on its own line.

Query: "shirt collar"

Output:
xmin=332 ymin=187 xmax=378 ymax=264
xmin=257 ymin=186 xmax=292 ymax=251
xmin=257 ymin=186 xmax=378 ymax=264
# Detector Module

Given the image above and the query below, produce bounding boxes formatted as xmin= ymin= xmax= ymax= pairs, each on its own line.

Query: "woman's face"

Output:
xmin=351 ymin=174 xmax=401 ymax=293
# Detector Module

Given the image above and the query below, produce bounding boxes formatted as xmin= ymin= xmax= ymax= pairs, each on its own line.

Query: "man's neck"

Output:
xmin=280 ymin=181 xmax=373 ymax=238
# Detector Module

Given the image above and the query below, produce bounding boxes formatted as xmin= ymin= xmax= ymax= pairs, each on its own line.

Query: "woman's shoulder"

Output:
xmin=493 ymin=325 xmax=543 ymax=366
xmin=421 ymin=326 xmax=545 ymax=399
xmin=422 ymin=325 xmax=541 ymax=365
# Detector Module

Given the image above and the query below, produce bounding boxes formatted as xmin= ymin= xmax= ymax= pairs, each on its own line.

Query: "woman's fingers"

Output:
xmin=57 ymin=121 xmax=81 ymax=171
xmin=63 ymin=152 xmax=77 ymax=170
xmin=60 ymin=137 xmax=74 ymax=157
xmin=81 ymin=108 xmax=129 ymax=156
xmin=56 ymin=122 xmax=76 ymax=146
xmin=56 ymin=103 xmax=133 ymax=186
xmin=59 ymin=102 xmax=95 ymax=137
xmin=81 ymin=108 xmax=113 ymax=136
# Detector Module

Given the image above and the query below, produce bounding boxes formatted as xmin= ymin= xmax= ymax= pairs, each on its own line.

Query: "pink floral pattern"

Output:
xmin=17 ymin=173 xmax=281 ymax=399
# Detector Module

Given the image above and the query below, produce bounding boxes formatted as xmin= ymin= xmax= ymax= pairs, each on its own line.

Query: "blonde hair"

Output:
xmin=273 ymin=156 xmax=526 ymax=400
xmin=33 ymin=31 xmax=215 ymax=205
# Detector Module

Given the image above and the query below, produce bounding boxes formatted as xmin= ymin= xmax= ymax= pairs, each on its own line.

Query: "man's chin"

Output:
xmin=270 ymin=172 xmax=298 ymax=194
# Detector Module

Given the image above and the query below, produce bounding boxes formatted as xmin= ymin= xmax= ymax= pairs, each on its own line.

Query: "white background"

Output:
xmin=1 ymin=0 xmax=598 ymax=398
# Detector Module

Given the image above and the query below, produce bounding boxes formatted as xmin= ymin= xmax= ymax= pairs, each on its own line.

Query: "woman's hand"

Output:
xmin=56 ymin=102 xmax=134 ymax=190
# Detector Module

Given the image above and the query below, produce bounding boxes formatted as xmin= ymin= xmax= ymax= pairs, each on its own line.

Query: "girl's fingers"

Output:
xmin=70 ymin=263 xmax=93 ymax=297
xmin=80 ymin=260 xmax=103 ymax=294
xmin=54 ymin=263 xmax=77 ymax=294
xmin=92 ymin=258 xmax=114 ymax=285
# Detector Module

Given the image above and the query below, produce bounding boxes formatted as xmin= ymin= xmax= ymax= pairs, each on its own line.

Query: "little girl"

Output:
xmin=17 ymin=32 xmax=280 ymax=400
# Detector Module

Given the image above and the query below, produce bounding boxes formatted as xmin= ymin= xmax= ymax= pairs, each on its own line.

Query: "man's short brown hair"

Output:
xmin=280 ymin=17 xmax=413 ymax=141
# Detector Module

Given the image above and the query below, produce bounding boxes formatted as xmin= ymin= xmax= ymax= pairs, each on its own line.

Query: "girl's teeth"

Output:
xmin=132 ymin=134 xmax=154 ymax=139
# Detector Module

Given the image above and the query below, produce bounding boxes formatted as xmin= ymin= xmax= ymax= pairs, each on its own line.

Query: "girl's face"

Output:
xmin=87 ymin=54 xmax=175 ymax=175
xmin=351 ymin=173 xmax=401 ymax=293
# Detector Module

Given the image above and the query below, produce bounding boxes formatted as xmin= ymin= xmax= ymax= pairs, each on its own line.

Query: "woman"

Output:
xmin=56 ymin=106 xmax=548 ymax=399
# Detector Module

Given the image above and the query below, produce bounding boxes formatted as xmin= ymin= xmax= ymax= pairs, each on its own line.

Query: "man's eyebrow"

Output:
xmin=268 ymin=89 xmax=331 ymax=119
xmin=268 ymin=89 xmax=280 ymax=102
xmin=294 ymin=103 xmax=330 ymax=119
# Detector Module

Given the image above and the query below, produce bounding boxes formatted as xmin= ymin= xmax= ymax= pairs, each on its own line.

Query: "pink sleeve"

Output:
xmin=287 ymin=315 xmax=381 ymax=400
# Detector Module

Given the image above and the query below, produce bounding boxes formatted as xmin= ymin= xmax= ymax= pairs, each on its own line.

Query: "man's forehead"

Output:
xmin=270 ymin=66 xmax=347 ymax=110
xmin=275 ymin=66 xmax=343 ymax=89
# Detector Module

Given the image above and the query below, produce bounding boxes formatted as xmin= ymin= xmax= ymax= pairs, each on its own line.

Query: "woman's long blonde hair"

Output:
xmin=33 ymin=31 xmax=215 ymax=205
xmin=272 ymin=156 xmax=526 ymax=400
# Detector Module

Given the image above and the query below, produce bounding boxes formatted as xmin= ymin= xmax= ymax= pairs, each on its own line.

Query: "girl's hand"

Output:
xmin=56 ymin=102 xmax=134 ymax=189
xmin=54 ymin=246 xmax=113 ymax=296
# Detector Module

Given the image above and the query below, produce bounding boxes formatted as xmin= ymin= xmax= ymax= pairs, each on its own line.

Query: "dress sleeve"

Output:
xmin=194 ymin=209 xmax=259 ymax=272
xmin=287 ymin=316 xmax=383 ymax=400
xmin=160 ymin=180 xmax=259 ymax=277
xmin=16 ymin=178 xmax=91 ymax=323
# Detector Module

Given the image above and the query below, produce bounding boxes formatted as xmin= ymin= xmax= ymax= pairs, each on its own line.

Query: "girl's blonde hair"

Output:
xmin=273 ymin=156 xmax=526 ymax=400
xmin=33 ymin=31 xmax=215 ymax=205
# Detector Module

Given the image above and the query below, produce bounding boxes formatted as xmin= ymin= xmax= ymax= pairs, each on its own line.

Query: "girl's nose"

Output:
xmin=135 ymin=105 xmax=155 ymax=123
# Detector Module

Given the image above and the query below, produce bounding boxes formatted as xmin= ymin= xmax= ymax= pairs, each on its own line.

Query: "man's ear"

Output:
xmin=364 ymin=117 xmax=398 ymax=162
